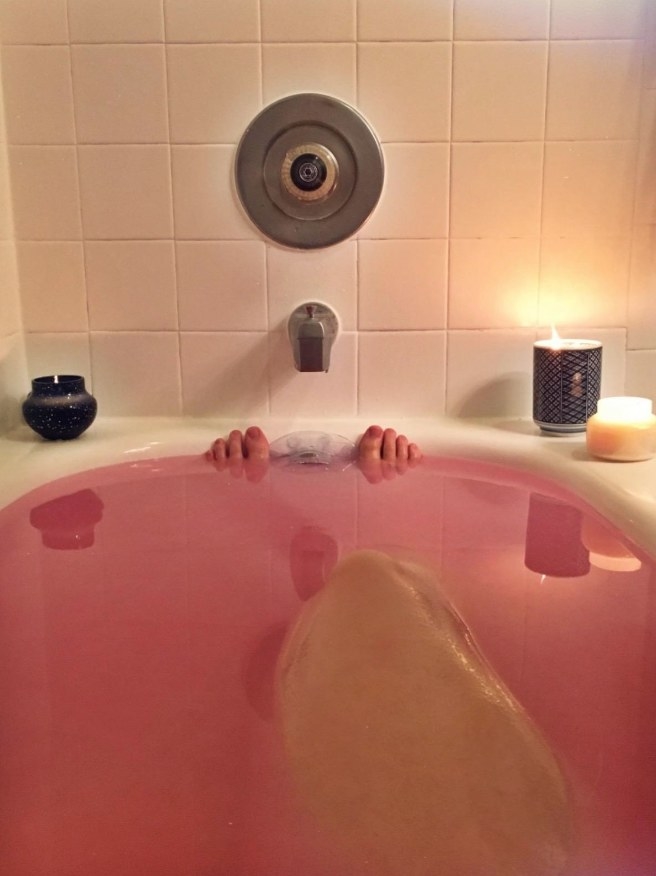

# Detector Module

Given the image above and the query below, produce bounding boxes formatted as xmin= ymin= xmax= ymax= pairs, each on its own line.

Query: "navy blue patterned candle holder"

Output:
xmin=22 ymin=375 xmax=97 ymax=441
xmin=533 ymin=339 xmax=602 ymax=434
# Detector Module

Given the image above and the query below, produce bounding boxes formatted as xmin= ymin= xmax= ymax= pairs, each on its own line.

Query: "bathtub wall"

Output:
xmin=0 ymin=0 xmax=653 ymax=423
xmin=0 ymin=37 xmax=25 ymax=432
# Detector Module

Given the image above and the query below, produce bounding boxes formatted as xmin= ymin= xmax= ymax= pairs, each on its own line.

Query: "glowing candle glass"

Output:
xmin=586 ymin=396 xmax=656 ymax=462
xmin=533 ymin=335 xmax=602 ymax=434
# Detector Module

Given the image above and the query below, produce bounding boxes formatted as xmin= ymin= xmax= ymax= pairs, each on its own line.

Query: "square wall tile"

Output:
xmin=628 ymin=227 xmax=656 ymax=349
xmin=72 ymin=46 xmax=168 ymax=144
xmin=90 ymin=332 xmax=181 ymax=416
xmin=17 ymin=242 xmax=87 ymax=332
xmin=542 ymin=141 xmax=637 ymax=236
xmin=10 ymin=146 xmax=82 ymax=240
xmin=261 ymin=0 xmax=355 ymax=41
xmin=164 ymin=0 xmax=259 ymax=42
xmin=450 ymin=143 xmax=542 ymax=238
xmin=645 ymin=10 xmax=656 ymax=90
xmin=0 ymin=333 xmax=27 ymax=431
xmin=267 ymin=242 xmax=356 ymax=330
xmin=626 ymin=351 xmax=656 ymax=399
xmin=358 ymin=0 xmax=452 ymax=40
xmin=68 ymin=0 xmax=164 ymax=42
xmin=359 ymin=239 xmax=447 ymax=330
xmin=454 ymin=0 xmax=549 ymax=39
xmin=263 ymin=44 xmax=356 ymax=106
xmin=86 ymin=241 xmax=178 ymax=331
xmin=0 ymin=0 xmax=68 ymax=44
xmin=177 ymin=241 xmax=267 ymax=331
xmin=452 ymin=42 xmax=547 ymax=142
xmin=358 ymin=43 xmax=451 ymax=142
xmin=446 ymin=329 xmax=535 ymax=418
xmin=269 ymin=330 xmax=357 ymax=417
xmin=360 ymin=144 xmax=449 ymax=239
xmin=550 ymin=0 xmax=647 ymax=39
xmin=546 ymin=41 xmax=641 ymax=141
xmin=539 ymin=237 xmax=631 ymax=328
xmin=180 ymin=331 xmax=270 ymax=417
xmin=0 ymin=241 xmax=20 ymax=333
xmin=0 ymin=149 xmax=12 ymax=242
xmin=358 ymin=331 xmax=446 ymax=416
xmin=171 ymin=146 xmax=257 ymax=239
xmin=2 ymin=47 xmax=75 ymax=144
xmin=167 ymin=45 xmax=261 ymax=144
xmin=449 ymin=239 xmax=540 ymax=329
xmin=78 ymin=145 xmax=173 ymax=239
xmin=25 ymin=332 xmax=91 ymax=384
xmin=634 ymin=88 xmax=656 ymax=225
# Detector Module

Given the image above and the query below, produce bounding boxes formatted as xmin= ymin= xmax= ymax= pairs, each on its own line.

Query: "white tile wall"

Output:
xmin=359 ymin=240 xmax=447 ymax=330
xmin=18 ymin=242 xmax=87 ymax=331
xmin=167 ymin=45 xmax=261 ymax=143
xmin=164 ymin=0 xmax=260 ymax=43
xmin=86 ymin=241 xmax=178 ymax=330
xmin=0 ymin=0 xmax=652 ymax=425
xmin=177 ymin=241 xmax=267 ymax=331
xmin=452 ymin=42 xmax=547 ymax=142
xmin=78 ymin=145 xmax=173 ymax=239
xmin=2 ymin=46 xmax=75 ymax=144
xmin=72 ymin=45 xmax=168 ymax=144
xmin=358 ymin=43 xmax=451 ymax=142
xmin=454 ymin=0 xmax=549 ymax=40
xmin=0 ymin=41 xmax=25 ymax=432
xmin=546 ymin=41 xmax=642 ymax=141
xmin=450 ymin=143 xmax=542 ymax=237
xmin=9 ymin=146 xmax=82 ymax=240
xmin=267 ymin=242 xmax=357 ymax=330
xmin=262 ymin=43 xmax=356 ymax=106
xmin=261 ymin=0 xmax=355 ymax=42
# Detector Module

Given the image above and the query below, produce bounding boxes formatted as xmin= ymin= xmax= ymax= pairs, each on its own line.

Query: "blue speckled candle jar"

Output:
xmin=22 ymin=375 xmax=97 ymax=441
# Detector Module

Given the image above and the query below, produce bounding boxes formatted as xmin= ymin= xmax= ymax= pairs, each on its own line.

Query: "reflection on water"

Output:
xmin=0 ymin=454 xmax=654 ymax=876
xmin=29 ymin=488 xmax=104 ymax=550
xmin=524 ymin=492 xmax=642 ymax=579
xmin=525 ymin=493 xmax=590 ymax=578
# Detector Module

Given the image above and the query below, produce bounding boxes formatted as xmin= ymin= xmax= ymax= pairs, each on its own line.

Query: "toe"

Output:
xmin=408 ymin=443 xmax=422 ymax=465
xmin=396 ymin=434 xmax=409 ymax=460
xmin=381 ymin=428 xmax=398 ymax=462
xmin=244 ymin=425 xmax=270 ymax=461
xmin=227 ymin=430 xmax=245 ymax=459
xmin=358 ymin=424 xmax=384 ymax=461
xmin=207 ymin=437 xmax=227 ymax=466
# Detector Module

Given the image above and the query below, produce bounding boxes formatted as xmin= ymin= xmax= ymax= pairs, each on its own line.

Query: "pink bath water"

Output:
xmin=1 ymin=453 xmax=655 ymax=876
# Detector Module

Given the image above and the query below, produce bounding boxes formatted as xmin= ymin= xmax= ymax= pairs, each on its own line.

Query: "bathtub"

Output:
xmin=1 ymin=415 xmax=655 ymax=876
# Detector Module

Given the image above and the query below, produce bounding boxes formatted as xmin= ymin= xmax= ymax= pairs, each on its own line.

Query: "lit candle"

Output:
xmin=586 ymin=396 xmax=656 ymax=462
xmin=533 ymin=329 xmax=602 ymax=434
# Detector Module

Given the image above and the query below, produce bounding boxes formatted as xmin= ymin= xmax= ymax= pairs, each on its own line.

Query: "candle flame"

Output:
xmin=54 ymin=375 xmax=59 ymax=384
xmin=550 ymin=325 xmax=561 ymax=347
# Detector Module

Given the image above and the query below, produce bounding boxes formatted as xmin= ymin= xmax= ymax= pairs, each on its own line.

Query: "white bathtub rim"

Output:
xmin=2 ymin=415 xmax=656 ymax=558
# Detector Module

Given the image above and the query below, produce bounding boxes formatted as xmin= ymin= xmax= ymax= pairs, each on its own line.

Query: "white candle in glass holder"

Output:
xmin=586 ymin=396 xmax=656 ymax=461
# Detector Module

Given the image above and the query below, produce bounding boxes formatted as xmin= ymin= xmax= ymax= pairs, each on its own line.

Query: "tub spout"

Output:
xmin=288 ymin=302 xmax=339 ymax=372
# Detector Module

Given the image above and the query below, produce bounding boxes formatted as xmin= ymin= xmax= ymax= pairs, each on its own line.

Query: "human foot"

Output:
xmin=357 ymin=424 xmax=422 ymax=484
xmin=207 ymin=424 xmax=421 ymax=482
xmin=206 ymin=426 xmax=270 ymax=482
